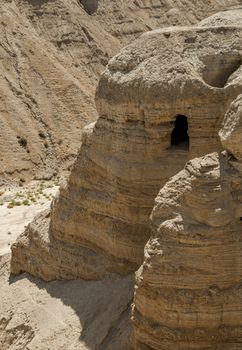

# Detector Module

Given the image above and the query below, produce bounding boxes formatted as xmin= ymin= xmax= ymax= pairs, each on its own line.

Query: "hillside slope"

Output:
xmin=0 ymin=0 xmax=241 ymax=183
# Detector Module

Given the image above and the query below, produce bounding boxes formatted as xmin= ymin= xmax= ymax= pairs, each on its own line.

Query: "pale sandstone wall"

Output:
xmin=220 ymin=94 xmax=242 ymax=160
xmin=1 ymin=0 xmax=241 ymax=182
xmin=132 ymin=92 xmax=242 ymax=349
xmin=133 ymin=151 xmax=242 ymax=349
xmin=11 ymin=12 xmax=242 ymax=280
xmin=94 ymin=0 xmax=242 ymax=45
xmin=44 ymin=19 xmax=242 ymax=273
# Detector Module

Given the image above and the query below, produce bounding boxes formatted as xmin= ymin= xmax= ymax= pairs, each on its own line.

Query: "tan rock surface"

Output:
xmin=1 ymin=0 xmax=241 ymax=183
xmin=133 ymin=150 xmax=242 ymax=349
xmin=3 ymin=6 xmax=242 ymax=350
xmin=0 ymin=0 xmax=113 ymax=183
xmin=132 ymin=76 xmax=242 ymax=349
xmin=11 ymin=11 xmax=242 ymax=280
xmin=0 ymin=255 xmax=133 ymax=350
xmin=220 ymin=94 xmax=242 ymax=161
xmin=87 ymin=0 xmax=242 ymax=45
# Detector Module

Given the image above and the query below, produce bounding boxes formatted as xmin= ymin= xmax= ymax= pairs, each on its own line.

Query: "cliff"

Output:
xmin=132 ymin=90 xmax=242 ymax=349
xmin=1 ymin=0 xmax=241 ymax=182
xmin=4 ymin=7 xmax=242 ymax=350
xmin=11 ymin=10 xmax=242 ymax=280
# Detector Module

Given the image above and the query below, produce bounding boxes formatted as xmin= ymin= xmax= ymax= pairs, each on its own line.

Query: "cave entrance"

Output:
xmin=171 ymin=115 xmax=189 ymax=150
xmin=79 ymin=0 xmax=99 ymax=15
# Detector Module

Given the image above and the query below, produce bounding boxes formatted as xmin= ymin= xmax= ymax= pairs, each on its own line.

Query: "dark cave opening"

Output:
xmin=79 ymin=0 xmax=99 ymax=15
xmin=171 ymin=115 xmax=189 ymax=150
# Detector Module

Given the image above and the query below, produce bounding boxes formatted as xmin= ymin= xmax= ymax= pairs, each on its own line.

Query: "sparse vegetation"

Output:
xmin=7 ymin=202 xmax=14 ymax=209
xmin=3 ymin=180 xmax=59 ymax=210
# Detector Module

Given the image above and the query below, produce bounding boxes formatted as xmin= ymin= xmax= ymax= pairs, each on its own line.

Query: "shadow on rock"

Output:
xmin=9 ymin=271 xmax=134 ymax=350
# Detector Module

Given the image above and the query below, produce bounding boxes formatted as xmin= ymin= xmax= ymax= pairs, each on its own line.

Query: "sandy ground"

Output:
xmin=0 ymin=181 xmax=59 ymax=256
xmin=0 ymin=181 xmax=133 ymax=350
xmin=0 ymin=255 xmax=133 ymax=350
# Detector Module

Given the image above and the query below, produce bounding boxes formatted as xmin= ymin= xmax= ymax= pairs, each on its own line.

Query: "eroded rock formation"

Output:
xmin=132 ymin=98 xmax=242 ymax=348
xmin=133 ymin=151 xmax=242 ymax=349
xmin=220 ymin=95 xmax=242 ymax=161
xmin=11 ymin=11 xmax=242 ymax=281
xmin=1 ymin=0 xmax=241 ymax=182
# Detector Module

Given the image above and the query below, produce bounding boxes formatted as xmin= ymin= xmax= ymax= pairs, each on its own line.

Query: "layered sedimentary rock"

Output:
xmin=11 ymin=11 xmax=242 ymax=281
xmin=220 ymin=94 xmax=242 ymax=160
xmin=1 ymin=0 xmax=241 ymax=182
xmin=0 ymin=0 xmax=111 ymax=182
xmin=88 ymin=0 xmax=242 ymax=45
xmin=133 ymin=151 xmax=242 ymax=349
xmin=132 ymin=100 xmax=242 ymax=348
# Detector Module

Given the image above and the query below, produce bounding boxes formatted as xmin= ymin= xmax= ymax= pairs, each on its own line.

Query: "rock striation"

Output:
xmin=133 ymin=151 xmax=242 ymax=349
xmin=220 ymin=94 xmax=242 ymax=161
xmin=1 ymin=0 xmax=241 ymax=182
xmin=11 ymin=11 xmax=242 ymax=281
xmin=132 ymin=93 xmax=242 ymax=348
xmin=86 ymin=0 xmax=242 ymax=46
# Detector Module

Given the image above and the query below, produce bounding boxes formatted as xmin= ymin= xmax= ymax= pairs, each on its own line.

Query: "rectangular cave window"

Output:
xmin=171 ymin=115 xmax=189 ymax=150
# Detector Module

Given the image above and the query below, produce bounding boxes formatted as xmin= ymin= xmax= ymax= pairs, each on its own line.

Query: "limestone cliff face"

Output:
xmin=132 ymin=89 xmax=242 ymax=348
xmin=1 ymin=0 xmax=241 ymax=182
xmin=11 ymin=12 xmax=242 ymax=281
xmin=88 ymin=0 xmax=242 ymax=45
xmin=0 ymin=0 xmax=115 ymax=183
xmin=133 ymin=152 xmax=242 ymax=349
xmin=220 ymin=94 xmax=242 ymax=161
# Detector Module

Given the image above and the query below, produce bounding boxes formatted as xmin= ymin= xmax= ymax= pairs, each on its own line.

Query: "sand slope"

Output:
xmin=0 ymin=255 xmax=133 ymax=350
